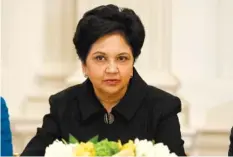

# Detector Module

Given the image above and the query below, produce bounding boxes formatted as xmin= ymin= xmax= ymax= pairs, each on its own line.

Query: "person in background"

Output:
xmin=1 ymin=97 xmax=13 ymax=156
xmin=229 ymin=127 xmax=233 ymax=156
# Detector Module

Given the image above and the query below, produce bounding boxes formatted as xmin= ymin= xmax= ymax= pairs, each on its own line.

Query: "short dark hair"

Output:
xmin=73 ymin=4 xmax=145 ymax=63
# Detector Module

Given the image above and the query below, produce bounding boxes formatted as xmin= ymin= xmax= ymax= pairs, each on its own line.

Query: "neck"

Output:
xmin=94 ymin=87 xmax=128 ymax=113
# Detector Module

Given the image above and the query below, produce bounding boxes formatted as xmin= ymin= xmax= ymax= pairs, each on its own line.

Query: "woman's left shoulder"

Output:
xmin=145 ymin=86 xmax=182 ymax=115
xmin=229 ymin=127 xmax=233 ymax=156
xmin=230 ymin=127 xmax=233 ymax=142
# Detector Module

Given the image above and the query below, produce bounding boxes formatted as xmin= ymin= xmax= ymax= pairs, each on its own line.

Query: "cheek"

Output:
xmin=87 ymin=64 xmax=105 ymax=77
xmin=119 ymin=65 xmax=133 ymax=77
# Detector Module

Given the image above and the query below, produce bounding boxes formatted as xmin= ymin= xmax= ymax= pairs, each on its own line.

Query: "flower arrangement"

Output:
xmin=45 ymin=135 xmax=177 ymax=157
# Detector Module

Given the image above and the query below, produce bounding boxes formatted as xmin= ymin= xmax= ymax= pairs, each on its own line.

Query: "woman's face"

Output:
xmin=82 ymin=32 xmax=134 ymax=95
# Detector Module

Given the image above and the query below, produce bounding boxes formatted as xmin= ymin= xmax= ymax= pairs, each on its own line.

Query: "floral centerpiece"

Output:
xmin=45 ymin=134 xmax=177 ymax=157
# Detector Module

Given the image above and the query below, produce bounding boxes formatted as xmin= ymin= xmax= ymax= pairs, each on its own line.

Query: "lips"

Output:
xmin=103 ymin=79 xmax=120 ymax=85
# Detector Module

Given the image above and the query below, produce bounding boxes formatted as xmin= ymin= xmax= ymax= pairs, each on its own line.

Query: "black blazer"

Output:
xmin=229 ymin=127 xmax=233 ymax=156
xmin=21 ymin=69 xmax=186 ymax=156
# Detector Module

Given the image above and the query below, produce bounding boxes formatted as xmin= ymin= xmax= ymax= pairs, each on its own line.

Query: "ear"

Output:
xmin=131 ymin=72 xmax=133 ymax=78
xmin=131 ymin=67 xmax=134 ymax=77
xmin=81 ymin=63 xmax=87 ymax=76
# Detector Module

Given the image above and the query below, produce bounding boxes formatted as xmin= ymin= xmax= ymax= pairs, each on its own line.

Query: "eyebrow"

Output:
xmin=117 ymin=52 xmax=130 ymax=56
xmin=92 ymin=51 xmax=130 ymax=56
xmin=92 ymin=51 xmax=106 ymax=55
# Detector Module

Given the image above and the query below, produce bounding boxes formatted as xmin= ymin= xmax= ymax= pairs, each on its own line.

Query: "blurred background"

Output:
xmin=1 ymin=0 xmax=233 ymax=155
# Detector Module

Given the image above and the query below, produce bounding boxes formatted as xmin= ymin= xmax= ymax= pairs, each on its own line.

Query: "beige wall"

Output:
xmin=2 ymin=0 xmax=233 ymax=129
xmin=1 ymin=0 xmax=76 ymax=116
xmin=1 ymin=0 xmax=43 ymax=115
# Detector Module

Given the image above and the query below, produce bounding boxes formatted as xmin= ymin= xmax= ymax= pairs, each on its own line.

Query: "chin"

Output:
xmin=102 ymin=86 xmax=122 ymax=95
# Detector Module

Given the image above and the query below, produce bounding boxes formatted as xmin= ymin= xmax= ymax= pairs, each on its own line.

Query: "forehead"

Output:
xmin=89 ymin=32 xmax=132 ymax=55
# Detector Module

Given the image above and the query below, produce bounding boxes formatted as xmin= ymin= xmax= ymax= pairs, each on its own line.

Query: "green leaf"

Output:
xmin=152 ymin=139 xmax=155 ymax=144
xmin=61 ymin=138 xmax=67 ymax=144
xmin=69 ymin=134 xmax=79 ymax=144
xmin=94 ymin=139 xmax=120 ymax=156
xmin=88 ymin=135 xmax=99 ymax=144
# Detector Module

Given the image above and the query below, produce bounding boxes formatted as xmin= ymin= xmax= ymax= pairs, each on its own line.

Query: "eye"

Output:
xmin=117 ymin=56 xmax=128 ymax=62
xmin=95 ymin=55 xmax=106 ymax=61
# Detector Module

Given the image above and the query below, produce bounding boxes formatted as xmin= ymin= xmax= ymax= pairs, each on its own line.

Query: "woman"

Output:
xmin=229 ymin=127 xmax=233 ymax=156
xmin=1 ymin=97 xmax=13 ymax=156
xmin=21 ymin=4 xmax=186 ymax=156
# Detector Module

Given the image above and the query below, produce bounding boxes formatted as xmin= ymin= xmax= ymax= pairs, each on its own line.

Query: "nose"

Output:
xmin=105 ymin=61 xmax=118 ymax=74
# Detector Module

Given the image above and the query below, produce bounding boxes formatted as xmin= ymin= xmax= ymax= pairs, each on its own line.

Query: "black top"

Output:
xmin=21 ymin=69 xmax=186 ymax=156
xmin=229 ymin=127 xmax=233 ymax=156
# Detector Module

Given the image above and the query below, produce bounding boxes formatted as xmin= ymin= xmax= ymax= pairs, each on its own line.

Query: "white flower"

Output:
xmin=134 ymin=139 xmax=154 ymax=157
xmin=45 ymin=140 xmax=77 ymax=157
xmin=152 ymin=143 xmax=170 ymax=157
xmin=168 ymin=152 xmax=178 ymax=157
xmin=134 ymin=139 xmax=178 ymax=157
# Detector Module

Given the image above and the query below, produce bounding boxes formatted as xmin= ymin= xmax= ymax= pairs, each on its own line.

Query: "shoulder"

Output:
xmin=1 ymin=97 xmax=9 ymax=117
xmin=145 ymin=85 xmax=182 ymax=116
xmin=229 ymin=127 xmax=233 ymax=156
xmin=230 ymin=127 xmax=233 ymax=142
xmin=48 ymin=84 xmax=82 ymax=112
xmin=0 ymin=97 xmax=12 ymax=155
xmin=1 ymin=96 xmax=7 ymax=108
xmin=49 ymin=84 xmax=82 ymax=102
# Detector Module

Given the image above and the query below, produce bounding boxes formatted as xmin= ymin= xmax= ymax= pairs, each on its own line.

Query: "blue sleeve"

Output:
xmin=1 ymin=97 xmax=13 ymax=156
